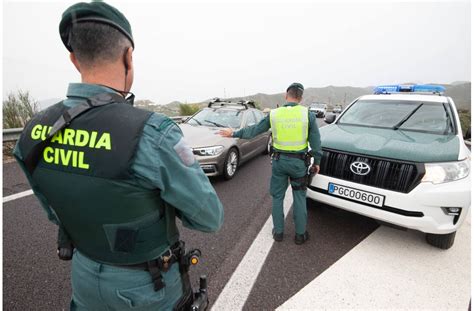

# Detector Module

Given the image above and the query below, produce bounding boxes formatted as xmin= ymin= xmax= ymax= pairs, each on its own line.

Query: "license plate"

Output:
xmin=328 ymin=183 xmax=385 ymax=207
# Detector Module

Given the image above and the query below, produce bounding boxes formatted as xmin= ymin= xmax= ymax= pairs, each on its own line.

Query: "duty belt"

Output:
xmin=115 ymin=243 xmax=182 ymax=291
xmin=117 ymin=248 xmax=178 ymax=271
xmin=272 ymin=151 xmax=306 ymax=161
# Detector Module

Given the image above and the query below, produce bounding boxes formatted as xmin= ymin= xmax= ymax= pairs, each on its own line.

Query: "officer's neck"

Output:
xmin=80 ymin=66 xmax=128 ymax=94
xmin=286 ymin=97 xmax=301 ymax=104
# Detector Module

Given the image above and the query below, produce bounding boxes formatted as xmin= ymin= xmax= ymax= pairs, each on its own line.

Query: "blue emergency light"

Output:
xmin=373 ymin=84 xmax=445 ymax=95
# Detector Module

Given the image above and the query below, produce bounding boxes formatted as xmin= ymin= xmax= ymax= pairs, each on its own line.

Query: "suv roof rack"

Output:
xmin=374 ymin=84 xmax=445 ymax=95
xmin=208 ymin=98 xmax=256 ymax=109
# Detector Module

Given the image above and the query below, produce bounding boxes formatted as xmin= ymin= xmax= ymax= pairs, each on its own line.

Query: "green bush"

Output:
xmin=458 ymin=110 xmax=471 ymax=136
xmin=179 ymin=103 xmax=200 ymax=116
xmin=3 ymin=90 xmax=38 ymax=128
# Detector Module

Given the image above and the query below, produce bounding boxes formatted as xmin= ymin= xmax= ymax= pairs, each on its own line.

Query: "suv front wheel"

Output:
xmin=426 ymin=231 xmax=456 ymax=250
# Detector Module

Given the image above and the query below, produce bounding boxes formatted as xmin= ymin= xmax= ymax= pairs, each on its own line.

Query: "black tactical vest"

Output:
xmin=17 ymin=100 xmax=179 ymax=265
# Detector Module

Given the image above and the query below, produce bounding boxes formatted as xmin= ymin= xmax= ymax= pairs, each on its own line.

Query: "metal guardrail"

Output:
xmin=2 ymin=116 xmax=189 ymax=142
xmin=3 ymin=128 xmax=23 ymax=142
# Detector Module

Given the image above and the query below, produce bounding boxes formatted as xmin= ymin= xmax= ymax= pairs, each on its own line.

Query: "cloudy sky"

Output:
xmin=2 ymin=0 xmax=471 ymax=105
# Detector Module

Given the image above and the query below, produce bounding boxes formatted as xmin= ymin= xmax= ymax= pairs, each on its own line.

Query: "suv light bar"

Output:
xmin=374 ymin=84 xmax=445 ymax=95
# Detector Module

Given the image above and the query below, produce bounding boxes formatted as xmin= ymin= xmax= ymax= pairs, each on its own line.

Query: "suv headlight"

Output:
xmin=422 ymin=158 xmax=470 ymax=184
xmin=193 ymin=146 xmax=225 ymax=156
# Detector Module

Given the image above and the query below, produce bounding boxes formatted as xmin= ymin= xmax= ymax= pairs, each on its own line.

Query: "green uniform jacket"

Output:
xmin=232 ymin=102 xmax=323 ymax=165
xmin=14 ymin=83 xmax=224 ymax=232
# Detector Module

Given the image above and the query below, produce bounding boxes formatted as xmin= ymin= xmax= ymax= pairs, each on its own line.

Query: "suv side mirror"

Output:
xmin=464 ymin=127 xmax=471 ymax=140
xmin=324 ymin=113 xmax=337 ymax=124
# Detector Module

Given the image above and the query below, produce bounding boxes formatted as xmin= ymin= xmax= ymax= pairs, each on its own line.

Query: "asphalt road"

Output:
xmin=3 ymin=117 xmax=380 ymax=310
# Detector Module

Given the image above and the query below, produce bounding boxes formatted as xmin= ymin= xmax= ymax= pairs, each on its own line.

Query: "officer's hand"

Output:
xmin=312 ymin=165 xmax=320 ymax=175
xmin=219 ymin=128 xmax=233 ymax=137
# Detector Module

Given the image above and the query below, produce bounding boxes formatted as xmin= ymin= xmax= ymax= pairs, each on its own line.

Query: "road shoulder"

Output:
xmin=279 ymin=215 xmax=471 ymax=310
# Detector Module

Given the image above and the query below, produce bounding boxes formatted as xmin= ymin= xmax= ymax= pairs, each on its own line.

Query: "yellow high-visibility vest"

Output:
xmin=270 ymin=105 xmax=309 ymax=151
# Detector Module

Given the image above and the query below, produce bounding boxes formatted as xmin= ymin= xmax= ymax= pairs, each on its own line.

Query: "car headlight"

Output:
xmin=422 ymin=157 xmax=470 ymax=184
xmin=193 ymin=146 xmax=225 ymax=156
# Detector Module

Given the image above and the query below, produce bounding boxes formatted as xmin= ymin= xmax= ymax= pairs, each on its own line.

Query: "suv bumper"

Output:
xmin=307 ymin=174 xmax=471 ymax=234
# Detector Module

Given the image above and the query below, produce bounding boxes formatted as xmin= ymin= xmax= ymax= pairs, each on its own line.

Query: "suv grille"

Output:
xmin=320 ymin=148 xmax=425 ymax=193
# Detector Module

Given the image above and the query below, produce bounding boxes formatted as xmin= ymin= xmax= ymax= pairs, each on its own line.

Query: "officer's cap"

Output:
xmin=286 ymin=83 xmax=304 ymax=93
xmin=59 ymin=1 xmax=134 ymax=52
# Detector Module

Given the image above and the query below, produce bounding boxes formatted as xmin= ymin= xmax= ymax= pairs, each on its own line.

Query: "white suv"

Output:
xmin=308 ymin=84 xmax=471 ymax=249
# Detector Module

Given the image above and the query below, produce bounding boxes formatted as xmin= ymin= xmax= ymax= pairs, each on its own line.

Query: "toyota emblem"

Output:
xmin=350 ymin=161 xmax=371 ymax=176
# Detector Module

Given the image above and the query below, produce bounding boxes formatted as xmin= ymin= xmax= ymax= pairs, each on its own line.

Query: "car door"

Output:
xmin=251 ymin=110 xmax=269 ymax=152
xmin=239 ymin=110 xmax=258 ymax=162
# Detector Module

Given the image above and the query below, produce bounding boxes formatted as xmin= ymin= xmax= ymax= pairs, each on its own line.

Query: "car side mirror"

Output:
xmin=324 ymin=113 xmax=336 ymax=124
xmin=464 ymin=127 xmax=471 ymax=140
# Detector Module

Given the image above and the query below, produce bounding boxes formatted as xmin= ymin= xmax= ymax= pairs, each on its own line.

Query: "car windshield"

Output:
xmin=187 ymin=108 xmax=243 ymax=129
xmin=337 ymin=99 xmax=455 ymax=135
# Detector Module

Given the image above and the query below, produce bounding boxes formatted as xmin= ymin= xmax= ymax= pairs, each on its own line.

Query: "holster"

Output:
xmin=57 ymin=226 xmax=74 ymax=261
xmin=173 ymin=242 xmax=209 ymax=311
xmin=173 ymin=287 xmax=194 ymax=311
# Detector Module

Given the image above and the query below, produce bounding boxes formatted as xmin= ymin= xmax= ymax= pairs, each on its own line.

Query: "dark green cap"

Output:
xmin=59 ymin=1 xmax=134 ymax=52
xmin=286 ymin=82 xmax=304 ymax=93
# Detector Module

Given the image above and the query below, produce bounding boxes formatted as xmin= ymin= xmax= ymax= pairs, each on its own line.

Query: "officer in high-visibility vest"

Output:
xmin=13 ymin=2 xmax=223 ymax=310
xmin=219 ymin=83 xmax=322 ymax=244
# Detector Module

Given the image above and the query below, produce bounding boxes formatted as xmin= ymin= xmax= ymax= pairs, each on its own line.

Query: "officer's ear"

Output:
xmin=69 ymin=53 xmax=81 ymax=73
xmin=123 ymin=46 xmax=134 ymax=73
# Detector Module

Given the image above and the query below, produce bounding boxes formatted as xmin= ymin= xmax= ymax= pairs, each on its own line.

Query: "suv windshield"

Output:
xmin=187 ymin=108 xmax=243 ymax=129
xmin=338 ymin=100 xmax=455 ymax=135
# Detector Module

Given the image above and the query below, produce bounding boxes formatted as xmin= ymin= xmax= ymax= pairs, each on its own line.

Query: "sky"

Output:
xmin=2 ymin=0 xmax=471 ymax=105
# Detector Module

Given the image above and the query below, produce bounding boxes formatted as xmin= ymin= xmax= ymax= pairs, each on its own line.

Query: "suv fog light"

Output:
xmin=447 ymin=207 xmax=461 ymax=215
xmin=442 ymin=207 xmax=462 ymax=216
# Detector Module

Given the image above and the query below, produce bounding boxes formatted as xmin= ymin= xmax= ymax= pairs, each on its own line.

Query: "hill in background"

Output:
xmin=141 ymin=82 xmax=471 ymax=115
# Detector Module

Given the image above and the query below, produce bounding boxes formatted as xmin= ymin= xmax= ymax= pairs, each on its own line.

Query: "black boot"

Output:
xmin=294 ymin=231 xmax=309 ymax=245
xmin=272 ymin=229 xmax=283 ymax=242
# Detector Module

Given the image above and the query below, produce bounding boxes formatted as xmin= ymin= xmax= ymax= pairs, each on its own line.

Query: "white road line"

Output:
xmin=3 ymin=190 xmax=34 ymax=203
xmin=212 ymin=186 xmax=293 ymax=311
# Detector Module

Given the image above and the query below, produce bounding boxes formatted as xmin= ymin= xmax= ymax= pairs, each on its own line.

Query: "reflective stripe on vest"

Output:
xmin=270 ymin=105 xmax=309 ymax=151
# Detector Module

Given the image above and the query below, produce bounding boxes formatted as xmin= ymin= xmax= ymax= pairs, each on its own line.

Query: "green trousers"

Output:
xmin=70 ymin=250 xmax=183 ymax=311
xmin=270 ymin=155 xmax=308 ymax=235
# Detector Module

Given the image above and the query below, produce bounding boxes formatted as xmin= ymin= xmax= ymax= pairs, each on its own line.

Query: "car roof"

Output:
xmin=359 ymin=94 xmax=449 ymax=103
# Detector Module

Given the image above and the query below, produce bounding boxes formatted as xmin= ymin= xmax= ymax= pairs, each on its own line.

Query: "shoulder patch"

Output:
xmin=173 ymin=138 xmax=196 ymax=167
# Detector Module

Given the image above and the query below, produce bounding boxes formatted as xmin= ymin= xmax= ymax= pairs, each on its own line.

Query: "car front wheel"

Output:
xmin=223 ymin=148 xmax=239 ymax=180
xmin=263 ymin=135 xmax=273 ymax=155
xmin=426 ymin=231 xmax=456 ymax=249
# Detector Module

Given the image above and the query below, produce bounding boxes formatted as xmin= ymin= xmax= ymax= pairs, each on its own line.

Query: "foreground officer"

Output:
xmin=14 ymin=2 xmax=223 ymax=310
xmin=219 ymin=83 xmax=321 ymax=244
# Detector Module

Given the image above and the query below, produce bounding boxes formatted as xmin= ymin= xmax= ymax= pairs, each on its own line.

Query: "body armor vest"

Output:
xmin=18 ymin=100 xmax=179 ymax=265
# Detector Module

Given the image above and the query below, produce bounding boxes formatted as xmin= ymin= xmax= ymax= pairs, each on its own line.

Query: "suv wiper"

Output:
xmin=188 ymin=117 xmax=202 ymax=126
xmin=204 ymin=120 xmax=226 ymax=127
xmin=392 ymin=103 xmax=424 ymax=130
